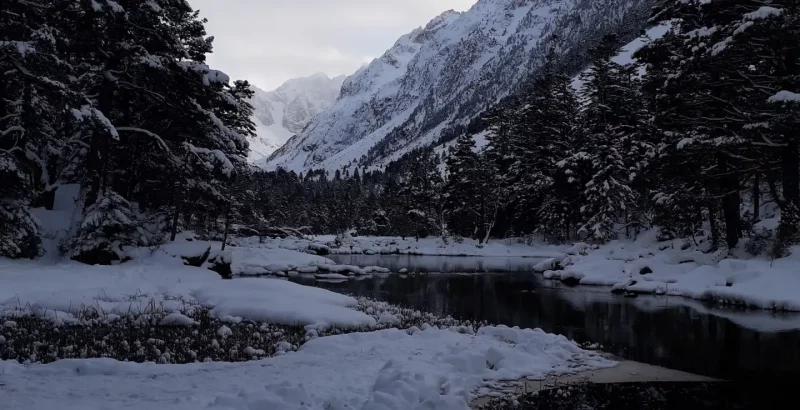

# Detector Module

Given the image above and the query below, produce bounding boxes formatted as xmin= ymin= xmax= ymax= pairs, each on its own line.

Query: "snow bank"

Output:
xmin=246 ymin=234 xmax=567 ymax=258
xmin=540 ymin=232 xmax=800 ymax=311
xmin=0 ymin=253 xmax=373 ymax=329
xmin=154 ymin=235 xmax=335 ymax=276
xmin=0 ymin=326 xmax=614 ymax=410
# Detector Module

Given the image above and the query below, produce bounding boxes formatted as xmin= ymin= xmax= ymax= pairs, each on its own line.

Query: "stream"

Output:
xmin=288 ymin=254 xmax=800 ymax=381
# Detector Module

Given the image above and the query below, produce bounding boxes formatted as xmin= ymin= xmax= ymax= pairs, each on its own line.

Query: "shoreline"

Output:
xmin=472 ymin=360 xmax=719 ymax=408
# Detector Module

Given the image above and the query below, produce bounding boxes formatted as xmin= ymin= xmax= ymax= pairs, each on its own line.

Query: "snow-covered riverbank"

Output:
xmin=537 ymin=230 xmax=800 ymax=312
xmin=252 ymin=234 xmax=567 ymax=258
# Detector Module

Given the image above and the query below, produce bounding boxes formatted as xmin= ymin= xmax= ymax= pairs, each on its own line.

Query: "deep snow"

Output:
xmin=0 ymin=252 xmax=373 ymax=330
xmin=0 ymin=326 xmax=613 ymax=410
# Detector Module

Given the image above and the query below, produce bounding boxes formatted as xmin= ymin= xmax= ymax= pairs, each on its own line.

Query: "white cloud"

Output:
xmin=188 ymin=0 xmax=477 ymax=90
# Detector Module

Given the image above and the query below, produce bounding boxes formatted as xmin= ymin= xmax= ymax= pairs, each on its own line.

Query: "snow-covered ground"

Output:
xmin=0 ymin=325 xmax=613 ymax=410
xmin=0 ymin=253 xmax=372 ymax=330
xmin=0 ymin=235 xmax=614 ymax=409
xmin=538 ymin=229 xmax=800 ymax=312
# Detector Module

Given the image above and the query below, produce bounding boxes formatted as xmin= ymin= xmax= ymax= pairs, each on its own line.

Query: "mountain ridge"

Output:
xmin=265 ymin=0 xmax=653 ymax=172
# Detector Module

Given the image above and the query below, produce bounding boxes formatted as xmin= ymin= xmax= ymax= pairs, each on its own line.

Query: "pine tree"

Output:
xmin=61 ymin=191 xmax=149 ymax=264
xmin=398 ymin=149 xmax=444 ymax=240
xmin=574 ymin=35 xmax=640 ymax=242
xmin=507 ymin=57 xmax=580 ymax=239
xmin=444 ymin=133 xmax=480 ymax=238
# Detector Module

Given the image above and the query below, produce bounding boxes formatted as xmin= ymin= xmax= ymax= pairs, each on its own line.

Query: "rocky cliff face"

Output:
xmin=265 ymin=0 xmax=652 ymax=172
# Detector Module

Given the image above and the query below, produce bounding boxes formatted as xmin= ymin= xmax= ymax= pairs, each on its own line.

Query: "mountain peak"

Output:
xmin=247 ymin=74 xmax=345 ymax=165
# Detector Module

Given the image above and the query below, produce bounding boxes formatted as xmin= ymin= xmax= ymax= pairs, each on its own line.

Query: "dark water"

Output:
xmin=327 ymin=254 xmax=546 ymax=273
xmin=290 ymin=256 xmax=800 ymax=381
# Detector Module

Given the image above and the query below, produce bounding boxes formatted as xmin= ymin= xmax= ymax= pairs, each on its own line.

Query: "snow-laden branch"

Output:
xmin=1 ymin=125 xmax=24 ymax=137
xmin=182 ymin=142 xmax=234 ymax=176
xmin=116 ymin=127 xmax=176 ymax=159
xmin=71 ymin=106 xmax=119 ymax=139
xmin=768 ymin=90 xmax=800 ymax=104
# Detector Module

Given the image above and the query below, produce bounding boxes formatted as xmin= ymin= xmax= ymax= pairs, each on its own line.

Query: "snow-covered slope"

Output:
xmin=248 ymin=73 xmax=346 ymax=164
xmin=266 ymin=0 xmax=653 ymax=172
xmin=571 ymin=21 xmax=674 ymax=92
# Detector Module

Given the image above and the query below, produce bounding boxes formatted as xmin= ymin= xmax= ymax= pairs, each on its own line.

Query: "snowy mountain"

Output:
xmin=248 ymin=73 xmax=346 ymax=164
xmin=265 ymin=0 xmax=653 ymax=172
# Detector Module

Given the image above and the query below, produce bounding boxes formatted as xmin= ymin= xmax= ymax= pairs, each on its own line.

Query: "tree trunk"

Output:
xmin=708 ymin=199 xmax=720 ymax=250
xmin=170 ymin=198 xmax=181 ymax=241
xmin=783 ymin=141 xmax=799 ymax=207
xmin=86 ymin=76 xmax=115 ymax=207
xmin=718 ymin=154 xmax=740 ymax=249
xmin=221 ymin=205 xmax=231 ymax=252
xmin=752 ymin=174 xmax=760 ymax=223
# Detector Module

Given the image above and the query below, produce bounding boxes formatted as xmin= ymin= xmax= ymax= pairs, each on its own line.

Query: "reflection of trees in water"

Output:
xmin=311 ymin=273 xmax=800 ymax=381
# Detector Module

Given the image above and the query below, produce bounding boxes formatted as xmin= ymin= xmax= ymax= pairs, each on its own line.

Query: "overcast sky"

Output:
xmin=188 ymin=0 xmax=477 ymax=91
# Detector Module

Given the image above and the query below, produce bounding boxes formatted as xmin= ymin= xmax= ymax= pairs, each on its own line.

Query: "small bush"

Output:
xmin=771 ymin=204 xmax=800 ymax=259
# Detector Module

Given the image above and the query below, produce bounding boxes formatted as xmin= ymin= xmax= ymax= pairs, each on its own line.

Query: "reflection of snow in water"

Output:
xmin=545 ymin=282 xmax=800 ymax=333
xmin=327 ymin=254 xmax=546 ymax=273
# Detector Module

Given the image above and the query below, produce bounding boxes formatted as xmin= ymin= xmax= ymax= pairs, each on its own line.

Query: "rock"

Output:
xmin=534 ymin=258 xmax=563 ymax=273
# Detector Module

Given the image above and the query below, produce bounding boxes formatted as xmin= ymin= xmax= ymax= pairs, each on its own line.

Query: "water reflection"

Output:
xmin=327 ymin=254 xmax=544 ymax=273
xmin=289 ymin=271 xmax=800 ymax=381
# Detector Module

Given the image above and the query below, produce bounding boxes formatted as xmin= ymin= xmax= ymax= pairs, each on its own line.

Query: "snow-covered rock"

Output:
xmin=265 ymin=0 xmax=653 ymax=172
xmin=159 ymin=313 xmax=197 ymax=326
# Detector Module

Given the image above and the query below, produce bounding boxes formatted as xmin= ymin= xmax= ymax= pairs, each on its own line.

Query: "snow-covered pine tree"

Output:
xmin=61 ymin=190 xmax=149 ymax=264
xmin=398 ymin=149 xmax=444 ymax=240
xmin=635 ymin=18 xmax=711 ymax=241
xmin=573 ymin=35 xmax=639 ymax=243
xmin=504 ymin=57 xmax=579 ymax=240
xmin=444 ymin=133 xmax=480 ymax=238
xmin=0 ymin=0 xmax=256 ymax=261
xmin=473 ymin=153 xmax=503 ymax=244
xmin=483 ymin=95 xmax=524 ymax=236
